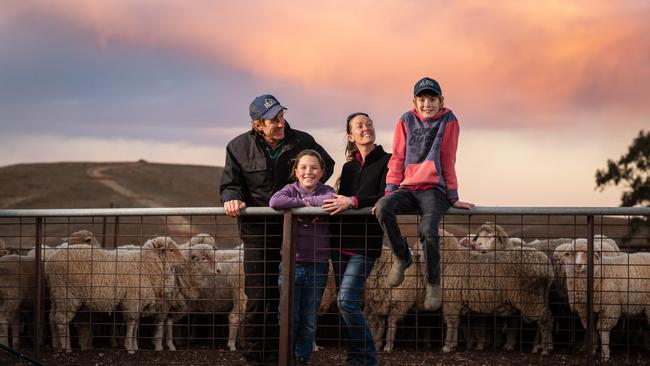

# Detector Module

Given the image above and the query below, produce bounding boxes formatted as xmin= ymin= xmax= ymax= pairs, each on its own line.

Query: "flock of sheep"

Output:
xmin=365 ymin=224 xmax=646 ymax=362
xmin=0 ymin=224 xmax=648 ymax=361
xmin=0 ymin=231 xmax=245 ymax=354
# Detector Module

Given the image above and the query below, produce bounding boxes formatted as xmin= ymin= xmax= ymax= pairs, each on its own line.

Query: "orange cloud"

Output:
xmin=8 ymin=0 xmax=650 ymax=125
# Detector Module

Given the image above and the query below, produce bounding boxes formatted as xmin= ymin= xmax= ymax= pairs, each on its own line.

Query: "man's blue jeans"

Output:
xmin=375 ymin=188 xmax=451 ymax=284
xmin=332 ymin=251 xmax=377 ymax=366
xmin=279 ymin=261 xmax=328 ymax=363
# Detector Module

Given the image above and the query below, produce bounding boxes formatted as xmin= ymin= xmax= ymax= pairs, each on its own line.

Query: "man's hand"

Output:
xmin=224 ymin=200 xmax=247 ymax=217
xmin=322 ymin=194 xmax=353 ymax=215
xmin=452 ymin=200 xmax=475 ymax=210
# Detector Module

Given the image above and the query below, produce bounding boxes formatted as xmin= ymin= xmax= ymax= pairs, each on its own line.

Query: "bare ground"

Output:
xmin=4 ymin=347 xmax=650 ymax=366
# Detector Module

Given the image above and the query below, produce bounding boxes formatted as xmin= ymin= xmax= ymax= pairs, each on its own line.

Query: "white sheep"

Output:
xmin=559 ymin=240 xmax=650 ymax=361
xmin=0 ymin=254 xmax=36 ymax=349
xmin=162 ymin=243 xmax=220 ymax=351
xmin=188 ymin=248 xmax=246 ymax=351
xmin=365 ymin=243 xmax=428 ymax=353
xmin=189 ymin=233 xmax=217 ymax=247
xmin=45 ymin=236 xmax=185 ymax=353
xmin=440 ymin=229 xmax=554 ymax=355
xmin=27 ymin=229 xmax=102 ymax=259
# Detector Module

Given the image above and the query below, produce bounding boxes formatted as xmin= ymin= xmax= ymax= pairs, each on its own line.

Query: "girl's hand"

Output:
xmin=452 ymin=200 xmax=475 ymax=210
xmin=322 ymin=194 xmax=353 ymax=215
xmin=302 ymin=199 xmax=312 ymax=207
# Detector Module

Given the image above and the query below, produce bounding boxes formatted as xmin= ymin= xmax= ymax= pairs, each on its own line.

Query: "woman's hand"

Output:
xmin=224 ymin=200 xmax=247 ymax=217
xmin=322 ymin=194 xmax=353 ymax=215
xmin=452 ymin=200 xmax=475 ymax=210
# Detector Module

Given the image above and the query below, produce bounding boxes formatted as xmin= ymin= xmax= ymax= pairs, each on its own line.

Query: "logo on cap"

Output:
xmin=420 ymin=79 xmax=434 ymax=87
xmin=264 ymin=98 xmax=276 ymax=109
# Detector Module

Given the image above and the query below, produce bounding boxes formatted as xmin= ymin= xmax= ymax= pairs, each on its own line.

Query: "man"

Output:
xmin=220 ymin=94 xmax=334 ymax=365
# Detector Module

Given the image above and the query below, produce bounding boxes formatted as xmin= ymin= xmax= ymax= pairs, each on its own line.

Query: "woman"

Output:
xmin=322 ymin=112 xmax=390 ymax=366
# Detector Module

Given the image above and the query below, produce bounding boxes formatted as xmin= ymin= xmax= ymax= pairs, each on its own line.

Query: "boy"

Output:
xmin=374 ymin=77 xmax=474 ymax=311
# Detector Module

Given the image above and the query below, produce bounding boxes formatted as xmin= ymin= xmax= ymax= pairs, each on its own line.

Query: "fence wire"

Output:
xmin=0 ymin=207 xmax=648 ymax=365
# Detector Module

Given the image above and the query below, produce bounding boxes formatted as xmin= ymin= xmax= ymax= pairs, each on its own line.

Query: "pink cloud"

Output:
xmin=8 ymin=0 xmax=650 ymax=128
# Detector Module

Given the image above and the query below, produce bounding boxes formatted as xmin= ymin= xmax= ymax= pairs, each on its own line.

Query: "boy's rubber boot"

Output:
xmin=424 ymin=282 xmax=442 ymax=311
xmin=387 ymin=255 xmax=412 ymax=287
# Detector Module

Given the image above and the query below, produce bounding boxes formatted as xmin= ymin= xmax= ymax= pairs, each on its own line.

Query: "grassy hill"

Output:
xmin=0 ymin=161 xmax=646 ymax=250
xmin=0 ymin=161 xmax=221 ymax=209
xmin=0 ymin=161 xmax=233 ymax=249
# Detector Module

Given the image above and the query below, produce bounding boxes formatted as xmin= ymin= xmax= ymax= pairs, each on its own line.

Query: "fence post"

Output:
xmin=112 ymin=215 xmax=120 ymax=248
xmin=586 ymin=215 xmax=595 ymax=365
xmin=279 ymin=209 xmax=296 ymax=366
xmin=34 ymin=217 xmax=44 ymax=357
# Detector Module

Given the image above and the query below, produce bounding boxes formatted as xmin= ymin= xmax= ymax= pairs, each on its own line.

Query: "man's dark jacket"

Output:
xmin=220 ymin=123 xmax=335 ymax=240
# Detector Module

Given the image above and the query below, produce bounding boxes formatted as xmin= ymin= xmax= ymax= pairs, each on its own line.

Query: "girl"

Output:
xmin=269 ymin=149 xmax=335 ymax=365
xmin=322 ymin=112 xmax=391 ymax=366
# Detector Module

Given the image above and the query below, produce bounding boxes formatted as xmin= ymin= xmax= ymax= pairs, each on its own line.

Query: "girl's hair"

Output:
xmin=345 ymin=112 xmax=370 ymax=161
xmin=290 ymin=149 xmax=326 ymax=181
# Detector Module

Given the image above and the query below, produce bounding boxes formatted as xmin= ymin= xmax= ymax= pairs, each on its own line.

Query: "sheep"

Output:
xmin=189 ymin=249 xmax=246 ymax=351
xmin=365 ymin=242 xmax=428 ymax=353
xmin=45 ymin=236 xmax=184 ymax=353
xmin=162 ymin=243 xmax=220 ymax=351
xmin=0 ymin=255 xmax=37 ymax=349
xmin=440 ymin=229 xmax=554 ymax=355
xmin=559 ymin=240 xmax=650 ymax=361
xmin=189 ymin=233 xmax=217 ymax=247
xmin=27 ymin=229 xmax=102 ymax=259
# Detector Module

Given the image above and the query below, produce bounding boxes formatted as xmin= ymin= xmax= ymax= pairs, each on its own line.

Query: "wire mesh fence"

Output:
xmin=0 ymin=207 xmax=648 ymax=365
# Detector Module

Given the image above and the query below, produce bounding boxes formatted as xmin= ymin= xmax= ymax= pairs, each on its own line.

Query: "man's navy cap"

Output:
xmin=249 ymin=94 xmax=287 ymax=121
xmin=413 ymin=77 xmax=442 ymax=97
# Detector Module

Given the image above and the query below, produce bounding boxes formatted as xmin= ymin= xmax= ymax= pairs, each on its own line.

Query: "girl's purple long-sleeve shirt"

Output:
xmin=270 ymin=182 xmax=335 ymax=262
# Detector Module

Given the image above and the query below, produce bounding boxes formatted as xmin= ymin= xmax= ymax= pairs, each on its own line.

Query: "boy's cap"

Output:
xmin=249 ymin=94 xmax=287 ymax=121
xmin=414 ymin=77 xmax=442 ymax=96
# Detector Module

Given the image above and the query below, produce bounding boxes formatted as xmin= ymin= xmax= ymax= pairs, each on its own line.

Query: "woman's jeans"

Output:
xmin=375 ymin=188 xmax=451 ymax=284
xmin=278 ymin=261 xmax=329 ymax=363
xmin=332 ymin=251 xmax=377 ymax=366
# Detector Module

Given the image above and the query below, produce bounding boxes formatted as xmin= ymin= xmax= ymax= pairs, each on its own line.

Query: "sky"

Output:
xmin=1 ymin=0 xmax=649 ymax=206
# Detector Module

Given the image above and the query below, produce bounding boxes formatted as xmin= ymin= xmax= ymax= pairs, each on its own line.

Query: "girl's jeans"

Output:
xmin=279 ymin=261 xmax=328 ymax=363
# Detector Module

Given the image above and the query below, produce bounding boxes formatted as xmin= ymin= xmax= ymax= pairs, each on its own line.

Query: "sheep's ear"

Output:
xmin=495 ymin=226 xmax=508 ymax=245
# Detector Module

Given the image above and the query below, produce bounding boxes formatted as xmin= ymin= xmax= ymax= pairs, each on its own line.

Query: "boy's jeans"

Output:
xmin=375 ymin=188 xmax=451 ymax=284
xmin=279 ymin=261 xmax=328 ymax=363
xmin=332 ymin=251 xmax=377 ymax=366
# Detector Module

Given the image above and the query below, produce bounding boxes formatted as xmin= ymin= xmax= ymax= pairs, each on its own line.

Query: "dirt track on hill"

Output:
xmin=86 ymin=164 xmax=192 ymax=236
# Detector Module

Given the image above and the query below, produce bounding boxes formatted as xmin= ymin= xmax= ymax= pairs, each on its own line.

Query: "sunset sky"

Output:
xmin=2 ymin=1 xmax=649 ymax=206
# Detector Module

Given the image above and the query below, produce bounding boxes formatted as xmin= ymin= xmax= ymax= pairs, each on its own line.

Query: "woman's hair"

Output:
xmin=345 ymin=112 xmax=370 ymax=161
xmin=290 ymin=149 xmax=326 ymax=181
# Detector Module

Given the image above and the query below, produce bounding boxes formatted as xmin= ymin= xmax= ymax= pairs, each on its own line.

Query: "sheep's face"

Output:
xmin=472 ymin=232 xmax=496 ymax=252
xmin=472 ymin=223 xmax=509 ymax=253
xmin=66 ymin=229 xmax=101 ymax=247
xmin=189 ymin=244 xmax=219 ymax=275
xmin=553 ymin=242 xmax=574 ymax=265
xmin=565 ymin=249 xmax=601 ymax=276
